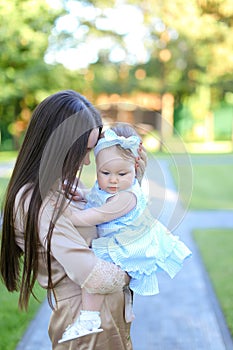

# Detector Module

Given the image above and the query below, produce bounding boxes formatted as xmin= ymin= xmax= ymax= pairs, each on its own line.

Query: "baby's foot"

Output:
xmin=79 ymin=310 xmax=102 ymax=330
xmin=58 ymin=311 xmax=103 ymax=343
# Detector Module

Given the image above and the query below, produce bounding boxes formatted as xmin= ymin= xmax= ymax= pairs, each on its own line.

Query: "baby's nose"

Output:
xmin=110 ymin=174 xmax=118 ymax=183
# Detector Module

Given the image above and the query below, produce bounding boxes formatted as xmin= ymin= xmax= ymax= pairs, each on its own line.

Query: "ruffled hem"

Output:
xmin=108 ymin=219 xmax=191 ymax=273
xmin=93 ymin=218 xmax=192 ymax=296
xmin=92 ymin=236 xmax=113 ymax=263
xmin=130 ymin=272 xmax=160 ymax=295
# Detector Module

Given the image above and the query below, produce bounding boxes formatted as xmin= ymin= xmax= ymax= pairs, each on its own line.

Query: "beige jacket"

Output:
xmin=14 ymin=187 xmax=133 ymax=350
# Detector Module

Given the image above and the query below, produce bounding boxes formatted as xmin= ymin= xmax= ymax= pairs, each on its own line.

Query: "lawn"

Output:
xmin=170 ymin=155 xmax=233 ymax=210
xmin=193 ymin=229 xmax=233 ymax=336
xmin=169 ymin=154 xmax=233 ymax=336
xmin=189 ymin=163 xmax=233 ymax=210
xmin=0 ymin=283 xmax=46 ymax=350
xmin=0 ymin=177 xmax=10 ymax=206
xmin=0 ymin=151 xmax=17 ymax=161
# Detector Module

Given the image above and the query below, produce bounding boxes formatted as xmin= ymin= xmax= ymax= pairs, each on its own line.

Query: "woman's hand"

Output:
xmin=124 ymin=272 xmax=130 ymax=286
xmin=136 ymin=143 xmax=148 ymax=184
xmin=63 ymin=180 xmax=85 ymax=201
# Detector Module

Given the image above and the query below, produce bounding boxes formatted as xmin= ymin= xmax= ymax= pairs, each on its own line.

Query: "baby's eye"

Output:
xmin=101 ymin=171 xmax=110 ymax=175
xmin=119 ymin=173 xmax=126 ymax=176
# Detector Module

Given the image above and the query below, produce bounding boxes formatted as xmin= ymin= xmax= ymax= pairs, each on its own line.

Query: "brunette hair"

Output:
xmin=0 ymin=90 xmax=102 ymax=309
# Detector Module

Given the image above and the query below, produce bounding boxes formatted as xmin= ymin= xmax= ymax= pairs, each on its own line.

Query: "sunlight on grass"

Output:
xmin=190 ymin=164 xmax=233 ymax=210
xmin=0 ymin=151 xmax=17 ymax=161
xmin=185 ymin=141 xmax=232 ymax=154
xmin=171 ymin=160 xmax=233 ymax=210
xmin=193 ymin=229 xmax=233 ymax=336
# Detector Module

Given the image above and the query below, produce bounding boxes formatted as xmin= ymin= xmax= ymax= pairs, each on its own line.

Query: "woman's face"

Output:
xmin=83 ymin=128 xmax=100 ymax=166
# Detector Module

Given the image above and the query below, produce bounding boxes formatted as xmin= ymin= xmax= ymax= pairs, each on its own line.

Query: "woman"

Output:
xmin=0 ymin=90 xmax=144 ymax=349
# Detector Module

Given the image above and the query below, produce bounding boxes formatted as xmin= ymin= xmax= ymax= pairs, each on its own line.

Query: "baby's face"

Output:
xmin=96 ymin=146 xmax=136 ymax=194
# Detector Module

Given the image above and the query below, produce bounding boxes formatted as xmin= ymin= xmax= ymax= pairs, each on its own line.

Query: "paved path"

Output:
xmin=2 ymin=156 xmax=232 ymax=350
xmin=130 ymin=159 xmax=233 ymax=350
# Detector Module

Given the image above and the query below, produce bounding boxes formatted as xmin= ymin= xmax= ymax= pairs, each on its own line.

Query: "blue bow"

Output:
xmin=94 ymin=129 xmax=140 ymax=157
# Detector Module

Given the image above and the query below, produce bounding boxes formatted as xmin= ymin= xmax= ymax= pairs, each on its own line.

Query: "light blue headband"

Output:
xmin=94 ymin=129 xmax=141 ymax=157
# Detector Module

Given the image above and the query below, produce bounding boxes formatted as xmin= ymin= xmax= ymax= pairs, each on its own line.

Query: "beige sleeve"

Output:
xmin=81 ymin=259 xmax=126 ymax=294
xmin=39 ymin=198 xmax=127 ymax=293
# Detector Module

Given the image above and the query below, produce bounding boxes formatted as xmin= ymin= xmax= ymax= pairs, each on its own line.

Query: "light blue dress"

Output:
xmin=88 ymin=179 xmax=192 ymax=296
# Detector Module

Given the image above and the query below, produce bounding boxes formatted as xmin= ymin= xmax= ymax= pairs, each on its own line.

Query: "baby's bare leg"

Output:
xmin=82 ymin=288 xmax=104 ymax=311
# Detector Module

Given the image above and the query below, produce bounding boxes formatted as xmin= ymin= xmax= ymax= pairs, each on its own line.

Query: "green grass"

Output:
xmin=193 ymin=229 xmax=233 ymax=336
xmin=0 ymin=151 xmax=17 ymax=161
xmin=0 ymin=178 xmax=9 ymax=206
xmin=0 ymin=283 xmax=46 ymax=350
xmin=190 ymin=164 xmax=233 ymax=210
xmin=0 ymin=151 xmax=16 ymax=206
xmin=171 ymin=160 xmax=233 ymax=210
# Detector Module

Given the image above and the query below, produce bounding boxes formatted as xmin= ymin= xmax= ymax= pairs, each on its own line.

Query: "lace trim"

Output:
xmin=81 ymin=260 xmax=126 ymax=294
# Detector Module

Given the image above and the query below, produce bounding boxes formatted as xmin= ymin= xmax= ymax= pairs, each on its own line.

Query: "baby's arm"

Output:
xmin=65 ymin=191 xmax=137 ymax=227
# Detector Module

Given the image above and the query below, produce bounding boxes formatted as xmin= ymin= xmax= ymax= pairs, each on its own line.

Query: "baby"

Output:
xmin=58 ymin=124 xmax=191 ymax=343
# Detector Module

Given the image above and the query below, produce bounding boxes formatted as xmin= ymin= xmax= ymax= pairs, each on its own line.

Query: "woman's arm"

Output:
xmin=66 ymin=191 xmax=137 ymax=227
xmin=39 ymin=197 xmax=129 ymax=293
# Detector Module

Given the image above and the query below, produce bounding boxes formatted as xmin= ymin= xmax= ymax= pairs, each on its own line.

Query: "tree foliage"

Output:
xmin=0 ymin=0 xmax=65 ymax=148
xmin=0 ymin=0 xmax=232 ymax=148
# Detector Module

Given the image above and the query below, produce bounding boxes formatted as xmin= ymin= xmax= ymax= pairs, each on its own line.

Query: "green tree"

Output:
xmin=0 ymin=0 xmax=64 ymax=149
xmin=1 ymin=0 xmax=232 ymax=147
xmin=129 ymin=0 xmax=233 ymax=139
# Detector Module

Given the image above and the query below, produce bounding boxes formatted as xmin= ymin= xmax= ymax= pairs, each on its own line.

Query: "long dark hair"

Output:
xmin=0 ymin=90 xmax=102 ymax=309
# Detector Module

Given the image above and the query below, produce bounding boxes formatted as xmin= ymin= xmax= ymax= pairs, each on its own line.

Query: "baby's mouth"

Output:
xmin=108 ymin=186 xmax=118 ymax=192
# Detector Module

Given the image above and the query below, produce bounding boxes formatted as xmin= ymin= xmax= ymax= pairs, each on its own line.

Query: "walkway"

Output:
xmin=5 ymin=156 xmax=233 ymax=350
